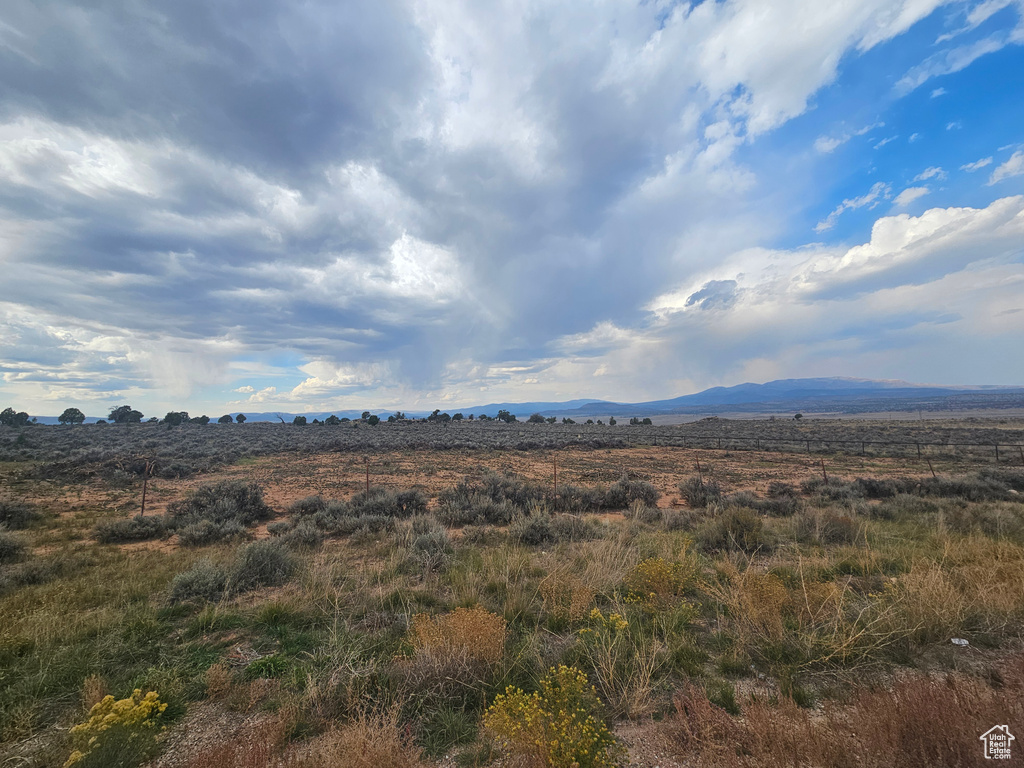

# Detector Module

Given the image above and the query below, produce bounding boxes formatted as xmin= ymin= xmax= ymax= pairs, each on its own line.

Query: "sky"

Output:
xmin=1 ymin=0 xmax=1023 ymax=418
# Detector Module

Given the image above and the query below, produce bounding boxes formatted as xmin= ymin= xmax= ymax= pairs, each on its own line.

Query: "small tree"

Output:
xmin=0 ymin=408 xmax=30 ymax=427
xmin=235 ymin=413 xmax=246 ymax=423
xmin=562 ymin=417 xmax=575 ymax=424
xmin=292 ymin=416 xmax=307 ymax=426
xmin=527 ymin=413 xmax=545 ymax=424
xmin=192 ymin=415 xmax=210 ymax=425
xmin=794 ymin=413 xmax=803 ymax=420
xmin=58 ymin=407 xmax=86 ymax=425
xmin=608 ymin=417 xmax=617 ymax=425
xmin=367 ymin=414 xmax=380 ymax=426
xmin=497 ymin=409 xmax=516 ymax=423
xmin=163 ymin=411 xmax=187 ymax=426
xmin=325 ymin=415 xmax=341 ymax=425
xmin=109 ymin=405 xmax=143 ymax=424
xmin=361 ymin=411 xmax=371 ymax=420
xmin=452 ymin=413 xmax=463 ymax=421
xmin=218 ymin=414 xmax=233 ymax=424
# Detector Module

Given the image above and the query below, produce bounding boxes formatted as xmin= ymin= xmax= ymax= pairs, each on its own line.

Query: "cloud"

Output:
xmin=961 ymin=157 xmax=994 ymax=171
xmin=874 ymin=136 xmax=898 ymax=149
xmin=815 ymin=182 xmax=892 ymax=232
xmin=894 ymin=186 xmax=930 ymax=206
xmin=896 ymin=31 xmax=1016 ymax=95
xmin=0 ymin=0 xmax=1020 ymax=413
xmin=625 ymin=197 xmax=1024 ymax=389
xmin=914 ymin=166 xmax=947 ymax=181
xmin=946 ymin=121 xmax=963 ymax=130
xmin=989 ymin=150 xmax=1024 ymax=183
xmin=685 ymin=280 xmax=740 ymax=311
xmin=815 ymin=122 xmax=885 ymax=153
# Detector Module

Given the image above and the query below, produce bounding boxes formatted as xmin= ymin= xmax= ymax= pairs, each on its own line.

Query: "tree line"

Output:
xmin=2 ymin=404 xmax=651 ymax=427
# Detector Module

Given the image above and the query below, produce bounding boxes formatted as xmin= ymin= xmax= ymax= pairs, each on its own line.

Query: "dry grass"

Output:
xmin=286 ymin=707 xmax=427 ymax=768
xmin=664 ymin=654 xmax=1024 ymax=768
xmin=540 ymin=571 xmax=595 ymax=624
xmin=410 ymin=606 xmax=507 ymax=667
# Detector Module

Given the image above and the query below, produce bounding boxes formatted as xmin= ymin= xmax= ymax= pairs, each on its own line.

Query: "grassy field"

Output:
xmin=1 ymin=419 xmax=1023 ymax=767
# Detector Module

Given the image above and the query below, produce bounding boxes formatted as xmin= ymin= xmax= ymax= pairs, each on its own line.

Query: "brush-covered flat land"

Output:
xmin=2 ymin=418 xmax=1023 ymax=767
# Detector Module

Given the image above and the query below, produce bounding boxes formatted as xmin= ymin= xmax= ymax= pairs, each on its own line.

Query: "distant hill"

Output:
xmin=545 ymin=378 xmax=1024 ymax=418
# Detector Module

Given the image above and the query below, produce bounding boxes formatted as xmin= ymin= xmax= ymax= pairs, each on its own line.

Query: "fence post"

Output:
xmin=140 ymin=460 xmax=152 ymax=516
xmin=916 ymin=442 xmax=921 ymax=459
xmin=995 ymin=444 xmax=1000 ymax=463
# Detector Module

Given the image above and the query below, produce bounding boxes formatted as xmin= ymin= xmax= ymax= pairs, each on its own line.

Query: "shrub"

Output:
xmin=605 ymin=475 xmax=660 ymax=509
xmin=541 ymin=572 xmax=595 ymax=625
xmin=227 ymin=540 xmax=296 ymax=594
xmin=483 ymin=665 xmax=626 ymax=768
xmin=350 ymin=488 xmax=428 ymax=518
xmin=437 ymin=491 xmax=516 ymax=527
xmin=165 ymin=481 xmax=273 ymax=530
xmin=93 ymin=515 xmax=166 ymax=544
xmin=288 ymin=495 xmax=328 ymax=516
xmin=679 ymin=476 xmax=722 ymax=508
xmin=794 ymin=509 xmax=860 ymax=546
xmin=169 ymin=559 xmax=228 ymax=603
xmin=510 ymin=511 xmax=554 ymax=545
xmin=411 ymin=524 xmax=454 ymax=572
xmin=553 ymin=484 xmax=606 ymax=514
xmin=64 ymin=689 xmax=167 ymax=768
xmin=410 ymin=606 xmax=507 ymax=667
xmin=0 ymin=496 xmax=39 ymax=529
xmin=852 ymin=477 xmax=898 ymax=499
xmin=177 ymin=519 xmax=246 ymax=547
xmin=395 ymin=607 xmax=508 ymax=722
xmin=280 ymin=518 xmax=327 ymax=548
xmin=316 ymin=512 xmax=394 ymax=537
xmin=624 ymin=556 xmax=696 ymax=611
xmin=550 ymin=514 xmax=601 ymax=542
xmin=624 ymin=500 xmax=662 ymax=524
xmin=0 ymin=531 xmax=26 ymax=563
xmin=697 ymin=507 xmax=770 ymax=553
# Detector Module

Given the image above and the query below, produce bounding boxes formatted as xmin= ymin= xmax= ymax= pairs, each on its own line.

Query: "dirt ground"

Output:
xmin=20 ymin=443 xmax=970 ymax=528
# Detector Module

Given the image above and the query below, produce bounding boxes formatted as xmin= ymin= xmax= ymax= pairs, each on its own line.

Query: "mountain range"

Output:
xmin=26 ymin=377 xmax=1024 ymax=423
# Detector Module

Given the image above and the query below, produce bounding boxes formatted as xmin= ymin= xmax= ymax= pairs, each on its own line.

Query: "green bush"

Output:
xmin=679 ymin=477 xmax=722 ymax=508
xmin=0 ymin=497 xmax=40 ymax=529
xmin=0 ymin=531 xmax=26 ymax=563
xmin=169 ymin=558 xmax=228 ymax=603
xmin=552 ymin=484 xmax=606 ymax=514
xmin=165 ymin=480 xmax=273 ymax=530
xmin=350 ymin=488 xmax=428 ymax=518
xmin=697 ymin=507 xmax=770 ymax=553
xmin=177 ymin=519 xmax=247 ymax=547
xmin=510 ymin=510 xmax=599 ymax=545
xmin=605 ymin=476 xmax=660 ymax=509
xmin=227 ymin=539 xmax=296 ymax=594
xmin=93 ymin=515 xmax=166 ymax=544
xmin=288 ymin=495 xmax=328 ymax=516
